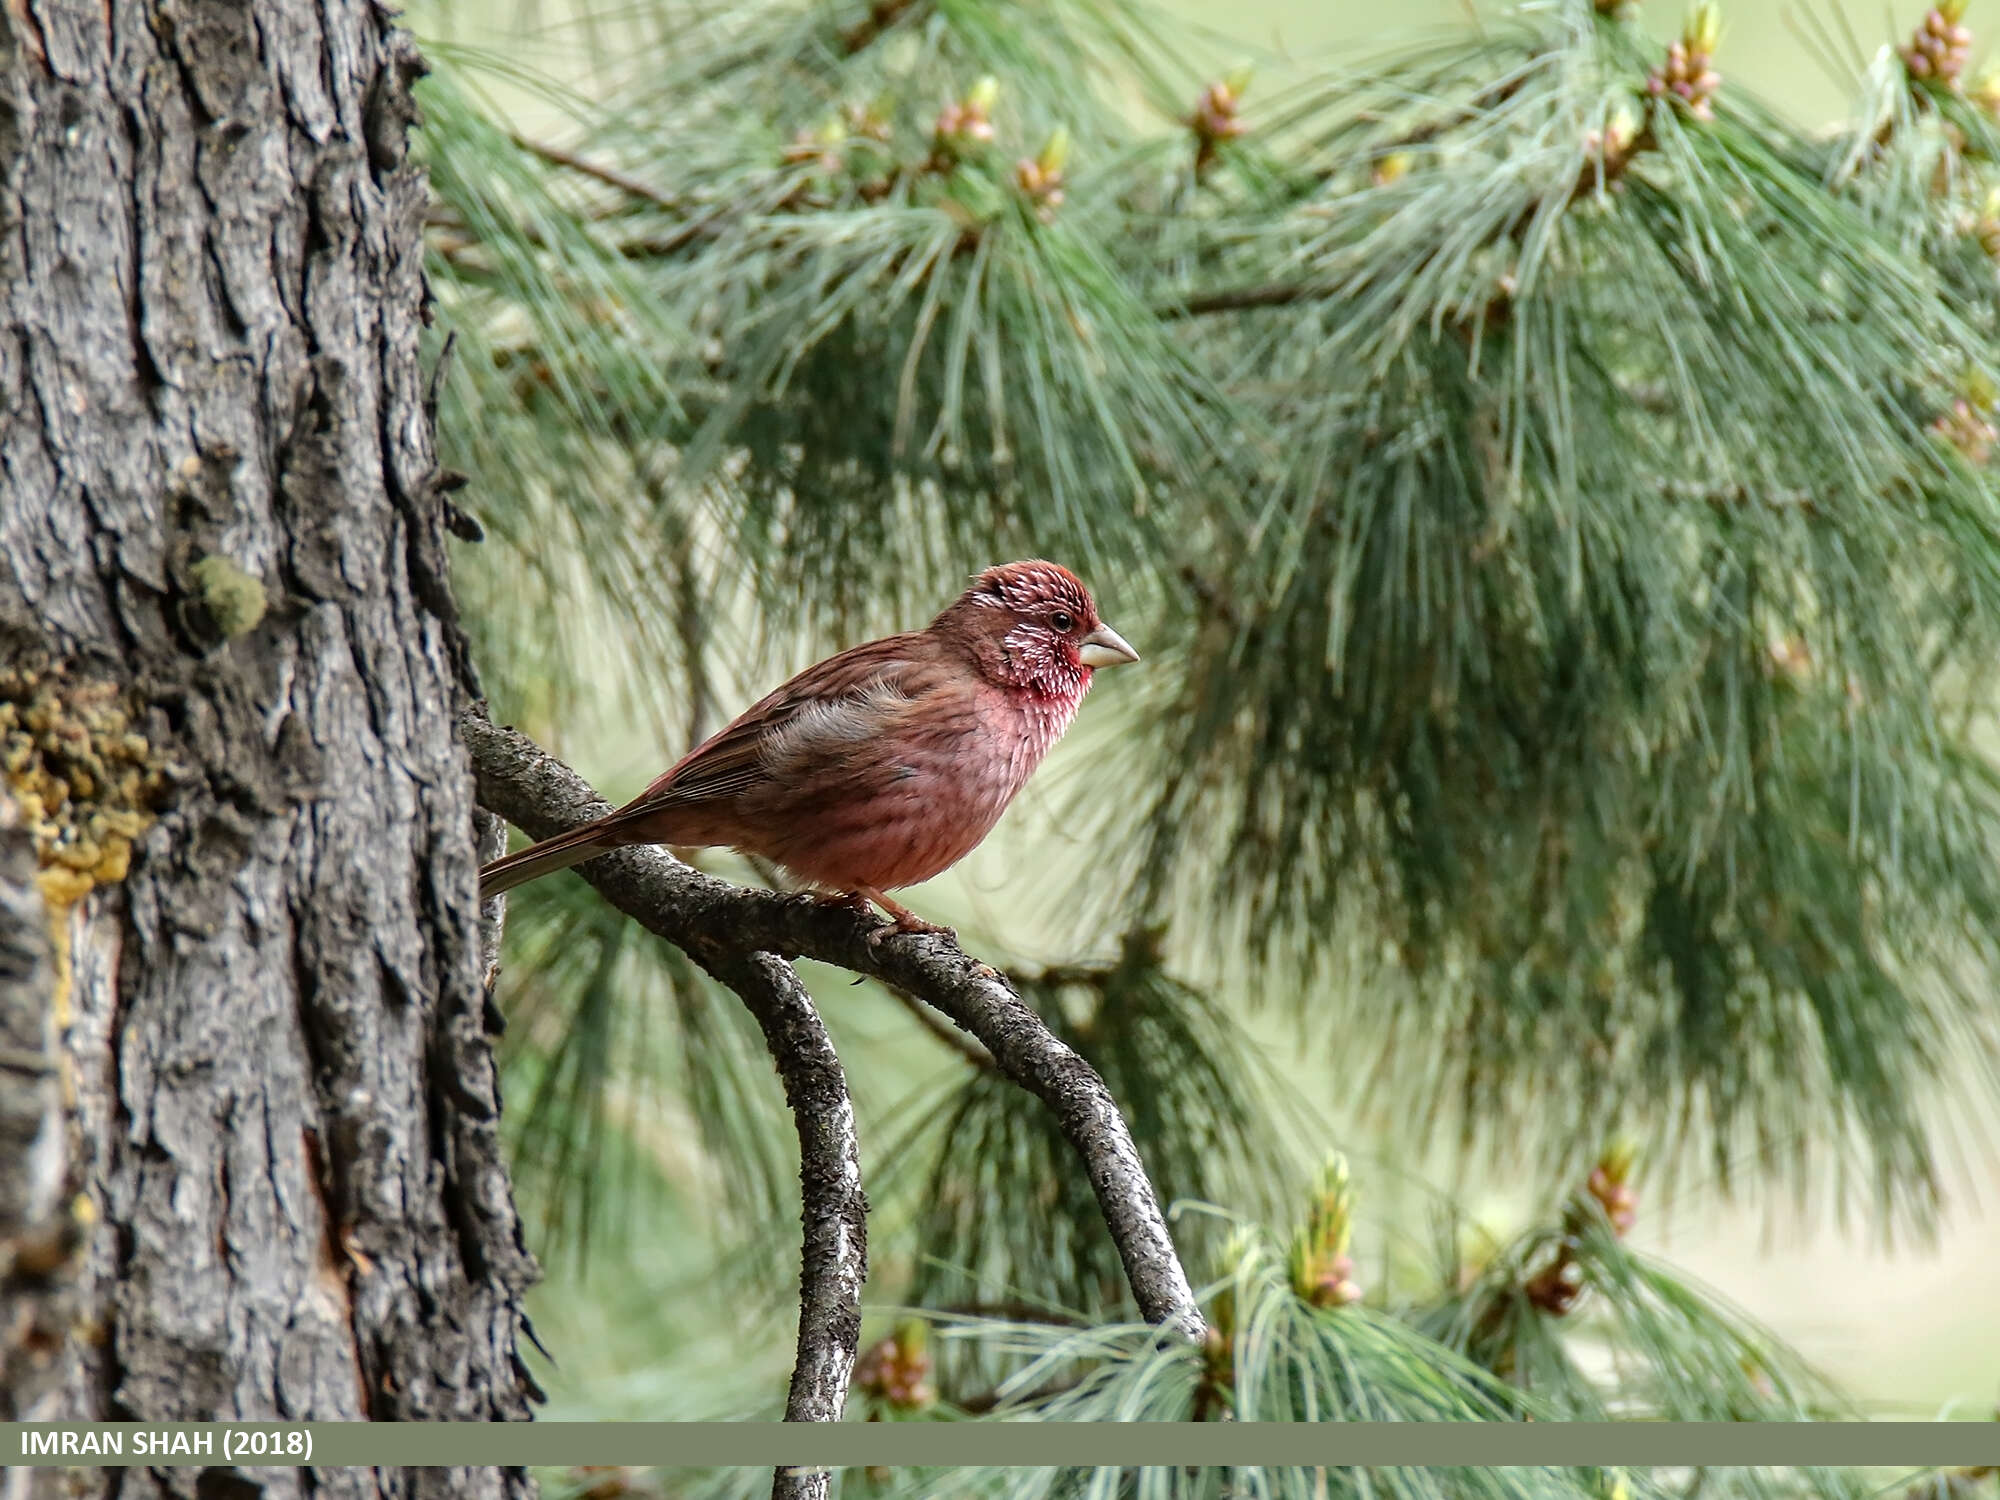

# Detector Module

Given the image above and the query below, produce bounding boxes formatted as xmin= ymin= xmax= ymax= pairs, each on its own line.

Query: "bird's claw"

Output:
xmin=820 ymin=887 xmax=953 ymax=944
xmin=812 ymin=891 xmax=876 ymax=918
xmin=866 ymin=913 xmax=955 ymax=946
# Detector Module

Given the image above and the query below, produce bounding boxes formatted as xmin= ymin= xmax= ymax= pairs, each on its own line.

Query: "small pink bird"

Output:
xmin=478 ymin=560 xmax=1139 ymax=934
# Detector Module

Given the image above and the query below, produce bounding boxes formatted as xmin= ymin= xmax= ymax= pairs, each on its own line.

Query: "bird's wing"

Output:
xmin=617 ymin=631 xmax=948 ymax=815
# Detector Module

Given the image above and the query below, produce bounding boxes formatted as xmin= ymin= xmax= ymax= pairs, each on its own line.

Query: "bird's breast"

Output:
xmin=747 ymin=680 xmax=1083 ymax=893
xmin=997 ymin=687 xmax=1082 ymax=787
xmin=893 ymin=685 xmax=1074 ymax=822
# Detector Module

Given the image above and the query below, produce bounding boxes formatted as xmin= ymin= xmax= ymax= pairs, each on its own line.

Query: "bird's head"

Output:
xmin=933 ymin=560 xmax=1139 ymax=699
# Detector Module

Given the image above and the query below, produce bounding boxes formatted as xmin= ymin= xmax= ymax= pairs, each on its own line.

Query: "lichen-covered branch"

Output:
xmin=713 ymin=950 xmax=864 ymax=1500
xmin=462 ymin=706 xmax=1207 ymax=1343
xmin=709 ymin=947 xmax=869 ymax=1431
xmin=465 ymin=713 xmax=868 ymax=1461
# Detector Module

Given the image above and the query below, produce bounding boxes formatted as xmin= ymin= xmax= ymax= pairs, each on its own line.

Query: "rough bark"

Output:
xmin=707 ymin=949 xmax=867 ymax=1435
xmin=463 ymin=708 xmax=1206 ymax=1343
xmin=711 ymin=950 xmax=863 ymax=1500
xmin=0 ymin=790 xmax=67 ymax=1432
xmin=0 ymin=1 xmax=537 ymax=1494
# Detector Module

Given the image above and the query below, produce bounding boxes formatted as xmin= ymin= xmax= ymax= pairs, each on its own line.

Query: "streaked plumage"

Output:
xmin=478 ymin=560 xmax=1139 ymax=933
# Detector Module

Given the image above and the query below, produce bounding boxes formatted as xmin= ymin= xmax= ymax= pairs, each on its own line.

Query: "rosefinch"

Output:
xmin=478 ymin=560 xmax=1139 ymax=934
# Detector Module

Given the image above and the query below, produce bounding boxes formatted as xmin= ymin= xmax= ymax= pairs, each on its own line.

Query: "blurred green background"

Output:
xmin=416 ymin=0 xmax=2000 ymax=1427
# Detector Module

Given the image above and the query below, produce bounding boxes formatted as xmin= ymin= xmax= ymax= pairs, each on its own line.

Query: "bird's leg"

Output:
xmin=811 ymin=889 xmax=881 ymax=921
xmin=854 ymin=887 xmax=955 ymax=943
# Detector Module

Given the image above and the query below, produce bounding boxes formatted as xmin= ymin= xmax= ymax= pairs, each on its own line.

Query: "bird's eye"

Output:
xmin=1050 ymin=611 xmax=1075 ymax=633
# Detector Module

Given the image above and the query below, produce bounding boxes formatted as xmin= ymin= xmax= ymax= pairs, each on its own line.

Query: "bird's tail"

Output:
xmin=479 ymin=822 xmax=624 ymax=898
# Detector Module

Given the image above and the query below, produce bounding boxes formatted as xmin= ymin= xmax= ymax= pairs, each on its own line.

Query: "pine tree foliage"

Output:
xmin=413 ymin=0 xmax=2000 ymax=1442
xmin=873 ymin=935 xmax=1317 ymax=1394
xmin=498 ymin=875 xmax=797 ymax=1255
xmin=1119 ymin=6 xmax=2000 ymax=1215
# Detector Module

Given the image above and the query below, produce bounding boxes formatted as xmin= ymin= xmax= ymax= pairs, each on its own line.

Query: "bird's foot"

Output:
xmin=851 ymin=889 xmax=955 ymax=945
xmin=869 ymin=913 xmax=955 ymax=946
xmin=812 ymin=890 xmax=878 ymax=919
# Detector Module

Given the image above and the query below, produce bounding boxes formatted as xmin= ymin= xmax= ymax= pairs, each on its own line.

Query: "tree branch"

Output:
xmin=712 ymin=946 xmax=868 ymax=1431
xmin=1160 ymin=282 xmax=1327 ymax=319
xmin=1163 ymin=122 xmax=1654 ymax=322
xmin=469 ymin=714 xmax=867 ymax=1459
xmin=473 ymin=144 xmax=730 ymax=259
xmin=715 ymin=950 xmax=863 ymax=1500
xmin=460 ymin=706 xmax=1207 ymax=1345
xmin=509 ymin=133 xmax=682 ymax=212
xmin=841 ymin=0 xmax=918 ymax=54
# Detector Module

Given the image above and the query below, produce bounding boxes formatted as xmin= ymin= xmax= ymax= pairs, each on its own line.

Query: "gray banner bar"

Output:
xmin=6 ymin=1422 xmax=2000 ymax=1467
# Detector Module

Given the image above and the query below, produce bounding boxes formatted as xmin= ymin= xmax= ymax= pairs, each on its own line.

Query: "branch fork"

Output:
xmin=461 ymin=705 xmax=1204 ymax=1463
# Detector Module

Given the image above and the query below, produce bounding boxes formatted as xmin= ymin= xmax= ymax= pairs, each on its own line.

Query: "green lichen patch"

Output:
xmin=188 ymin=555 xmax=269 ymax=639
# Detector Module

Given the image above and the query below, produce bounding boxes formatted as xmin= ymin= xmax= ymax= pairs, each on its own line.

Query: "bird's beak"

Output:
xmin=1078 ymin=623 xmax=1140 ymax=669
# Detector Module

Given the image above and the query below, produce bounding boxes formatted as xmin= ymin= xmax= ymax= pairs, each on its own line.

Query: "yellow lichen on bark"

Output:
xmin=2 ymin=665 xmax=171 ymax=1039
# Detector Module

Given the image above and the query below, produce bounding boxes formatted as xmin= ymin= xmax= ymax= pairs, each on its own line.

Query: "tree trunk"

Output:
xmin=0 ymin=0 xmax=538 ymax=1493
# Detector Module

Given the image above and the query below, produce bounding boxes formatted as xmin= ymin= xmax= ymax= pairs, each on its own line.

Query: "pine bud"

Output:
xmin=1035 ymin=125 xmax=1070 ymax=176
xmin=1190 ymin=69 xmax=1250 ymax=174
xmin=1525 ymin=1253 xmax=1586 ymax=1314
xmin=1902 ymin=3 xmax=1975 ymax=87
xmin=1585 ymin=1134 xmax=1641 ymax=1236
xmin=1931 ymin=395 xmax=1998 ymax=463
xmin=1208 ymin=1223 xmax=1261 ymax=1352
xmin=1582 ymin=105 xmax=1644 ymax=183
xmin=843 ymin=97 xmax=894 ymax=143
xmin=1647 ymin=6 xmax=1723 ymax=120
xmin=1372 ymin=150 xmax=1413 ymax=186
xmin=934 ymin=78 xmax=1000 ymax=160
xmin=572 ymin=1469 xmax=651 ymax=1500
xmin=853 ymin=1319 xmax=936 ymax=1412
xmin=782 ymin=117 xmax=846 ymax=173
xmin=1290 ymin=1155 xmax=1364 ymax=1308
xmin=1686 ymin=1 xmax=1723 ymax=56
xmin=1014 ymin=127 xmax=1069 ymax=221
xmin=1220 ymin=1223 xmax=1264 ymax=1282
